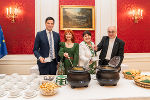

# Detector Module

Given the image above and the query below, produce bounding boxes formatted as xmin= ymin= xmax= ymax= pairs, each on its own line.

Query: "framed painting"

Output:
xmin=60 ymin=5 xmax=95 ymax=30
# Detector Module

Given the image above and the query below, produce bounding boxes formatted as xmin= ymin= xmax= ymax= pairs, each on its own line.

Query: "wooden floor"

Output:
xmin=0 ymin=53 xmax=150 ymax=74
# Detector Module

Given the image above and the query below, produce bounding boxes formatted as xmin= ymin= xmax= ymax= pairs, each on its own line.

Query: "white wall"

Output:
xmin=1 ymin=53 xmax=150 ymax=74
xmin=95 ymin=0 xmax=117 ymax=45
xmin=35 ymin=0 xmax=59 ymax=35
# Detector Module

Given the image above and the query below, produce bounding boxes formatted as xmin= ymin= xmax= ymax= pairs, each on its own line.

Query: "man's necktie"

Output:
xmin=49 ymin=32 xmax=54 ymax=59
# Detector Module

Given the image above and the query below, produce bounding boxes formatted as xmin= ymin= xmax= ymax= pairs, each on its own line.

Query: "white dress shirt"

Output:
xmin=105 ymin=37 xmax=116 ymax=60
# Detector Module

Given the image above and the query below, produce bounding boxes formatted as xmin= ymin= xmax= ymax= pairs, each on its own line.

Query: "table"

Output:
xmin=0 ymin=73 xmax=150 ymax=100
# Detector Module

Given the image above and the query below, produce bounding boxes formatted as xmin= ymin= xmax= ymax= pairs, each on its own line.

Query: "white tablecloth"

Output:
xmin=0 ymin=73 xmax=150 ymax=100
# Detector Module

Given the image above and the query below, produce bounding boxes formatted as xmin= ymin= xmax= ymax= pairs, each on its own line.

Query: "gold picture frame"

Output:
xmin=60 ymin=5 xmax=95 ymax=30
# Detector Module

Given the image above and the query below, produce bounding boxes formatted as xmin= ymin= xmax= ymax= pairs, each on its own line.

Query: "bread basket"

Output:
xmin=122 ymin=70 xmax=141 ymax=80
xmin=134 ymin=75 xmax=150 ymax=88
xmin=39 ymin=81 xmax=59 ymax=96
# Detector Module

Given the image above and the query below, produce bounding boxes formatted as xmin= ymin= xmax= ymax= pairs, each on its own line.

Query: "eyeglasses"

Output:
xmin=108 ymin=31 xmax=115 ymax=33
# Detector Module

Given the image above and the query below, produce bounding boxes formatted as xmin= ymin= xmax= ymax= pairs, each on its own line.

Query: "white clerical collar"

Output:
xmin=109 ymin=37 xmax=116 ymax=41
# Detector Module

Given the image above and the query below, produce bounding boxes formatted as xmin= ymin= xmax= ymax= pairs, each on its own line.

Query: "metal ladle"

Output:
xmin=68 ymin=57 xmax=73 ymax=67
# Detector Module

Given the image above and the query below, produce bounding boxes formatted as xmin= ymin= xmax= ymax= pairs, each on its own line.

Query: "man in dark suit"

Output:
xmin=95 ymin=26 xmax=125 ymax=69
xmin=33 ymin=17 xmax=60 ymax=75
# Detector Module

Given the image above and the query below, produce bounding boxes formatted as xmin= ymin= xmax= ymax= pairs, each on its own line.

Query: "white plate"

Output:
xmin=23 ymin=92 xmax=37 ymax=99
xmin=5 ymin=88 xmax=12 ymax=91
xmin=0 ymin=74 xmax=6 ymax=79
xmin=18 ymin=87 xmax=27 ymax=90
xmin=8 ymin=93 xmax=21 ymax=98
xmin=0 ymin=92 xmax=7 ymax=97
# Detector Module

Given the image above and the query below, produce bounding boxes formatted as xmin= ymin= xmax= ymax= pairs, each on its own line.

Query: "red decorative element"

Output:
xmin=59 ymin=0 xmax=95 ymax=43
xmin=117 ymin=0 xmax=150 ymax=53
xmin=0 ymin=0 xmax=35 ymax=54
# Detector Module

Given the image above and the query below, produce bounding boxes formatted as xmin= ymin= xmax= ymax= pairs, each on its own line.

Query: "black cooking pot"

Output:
xmin=67 ymin=67 xmax=91 ymax=88
xmin=96 ymin=65 xmax=120 ymax=86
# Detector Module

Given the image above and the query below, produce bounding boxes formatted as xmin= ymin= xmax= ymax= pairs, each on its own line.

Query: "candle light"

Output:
xmin=6 ymin=8 xmax=8 ymax=15
xmin=132 ymin=10 xmax=135 ymax=16
xmin=10 ymin=7 xmax=11 ymax=14
xmin=141 ymin=10 xmax=143 ymax=17
xmin=138 ymin=9 xmax=140 ymax=15
xmin=130 ymin=8 xmax=143 ymax=23
xmin=14 ymin=8 xmax=17 ymax=15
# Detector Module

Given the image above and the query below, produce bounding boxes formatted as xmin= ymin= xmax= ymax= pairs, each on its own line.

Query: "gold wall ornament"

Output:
xmin=129 ymin=9 xmax=143 ymax=23
xmin=6 ymin=7 xmax=20 ymax=23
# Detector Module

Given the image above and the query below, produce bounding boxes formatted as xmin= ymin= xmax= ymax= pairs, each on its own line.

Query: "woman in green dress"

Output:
xmin=58 ymin=29 xmax=79 ymax=74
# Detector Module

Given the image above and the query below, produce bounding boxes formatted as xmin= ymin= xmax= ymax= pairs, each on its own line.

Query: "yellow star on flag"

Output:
xmin=3 ymin=40 xmax=5 ymax=42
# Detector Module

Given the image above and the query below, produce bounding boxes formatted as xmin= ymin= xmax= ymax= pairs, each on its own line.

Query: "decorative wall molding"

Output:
xmin=0 ymin=55 xmax=36 ymax=75
xmin=0 ymin=53 xmax=150 ymax=74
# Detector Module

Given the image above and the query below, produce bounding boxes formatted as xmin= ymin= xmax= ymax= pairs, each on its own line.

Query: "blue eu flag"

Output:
xmin=0 ymin=25 xmax=8 ymax=58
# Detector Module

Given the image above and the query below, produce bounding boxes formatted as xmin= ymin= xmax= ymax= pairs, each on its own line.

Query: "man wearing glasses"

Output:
xmin=94 ymin=26 xmax=125 ymax=69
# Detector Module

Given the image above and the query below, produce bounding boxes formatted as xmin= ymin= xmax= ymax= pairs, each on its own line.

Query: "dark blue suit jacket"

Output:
xmin=33 ymin=30 xmax=60 ymax=63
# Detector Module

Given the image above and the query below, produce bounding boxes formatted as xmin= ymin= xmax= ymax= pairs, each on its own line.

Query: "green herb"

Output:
xmin=140 ymin=79 xmax=150 ymax=83
xmin=125 ymin=72 xmax=132 ymax=75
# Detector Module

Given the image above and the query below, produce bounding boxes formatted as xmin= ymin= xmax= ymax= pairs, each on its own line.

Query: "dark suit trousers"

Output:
xmin=37 ymin=59 xmax=57 ymax=75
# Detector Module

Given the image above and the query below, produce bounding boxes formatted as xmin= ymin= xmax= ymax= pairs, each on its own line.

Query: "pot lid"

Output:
xmin=108 ymin=56 xmax=120 ymax=68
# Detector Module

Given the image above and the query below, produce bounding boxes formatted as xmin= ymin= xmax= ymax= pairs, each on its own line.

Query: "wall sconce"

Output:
xmin=131 ymin=9 xmax=143 ymax=23
xmin=6 ymin=7 xmax=18 ymax=23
